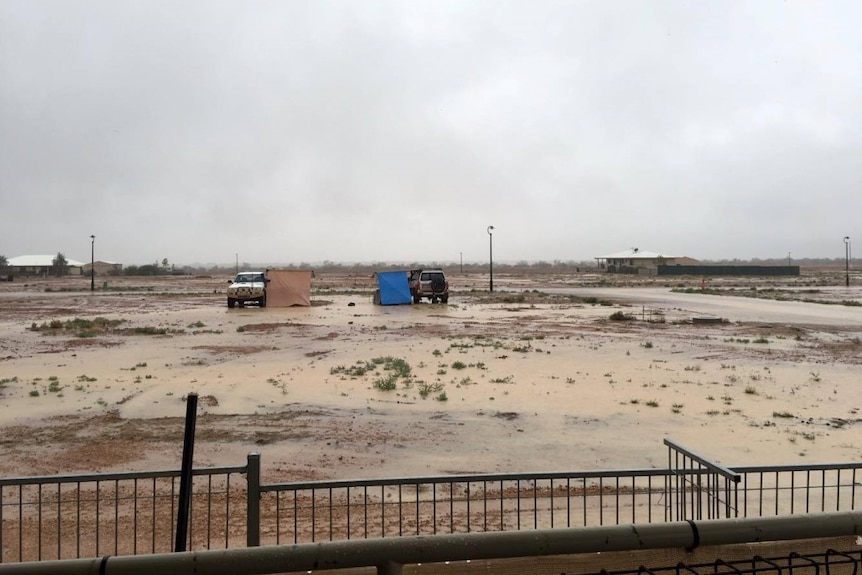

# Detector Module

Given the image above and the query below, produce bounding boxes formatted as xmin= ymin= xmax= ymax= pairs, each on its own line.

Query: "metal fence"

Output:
xmin=665 ymin=439 xmax=740 ymax=521
xmin=254 ymin=468 xmax=671 ymax=545
xmin=4 ymin=442 xmax=862 ymax=564
xmin=0 ymin=465 xmax=248 ymax=563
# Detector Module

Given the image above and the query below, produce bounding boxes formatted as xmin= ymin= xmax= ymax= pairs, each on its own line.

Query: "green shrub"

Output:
xmin=373 ymin=374 xmax=398 ymax=391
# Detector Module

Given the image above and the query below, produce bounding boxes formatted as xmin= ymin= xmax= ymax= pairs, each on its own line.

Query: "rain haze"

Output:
xmin=1 ymin=1 xmax=860 ymax=267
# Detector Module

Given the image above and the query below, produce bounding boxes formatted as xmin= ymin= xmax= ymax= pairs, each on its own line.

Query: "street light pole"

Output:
xmin=90 ymin=235 xmax=95 ymax=292
xmin=845 ymin=236 xmax=851 ymax=287
xmin=487 ymin=226 xmax=494 ymax=292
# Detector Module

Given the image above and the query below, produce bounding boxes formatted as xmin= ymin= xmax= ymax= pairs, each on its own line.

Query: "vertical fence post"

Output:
xmin=175 ymin=393 xmax=198 ymax=552
xmin=247 ymin=452 xmax=261 ymax=547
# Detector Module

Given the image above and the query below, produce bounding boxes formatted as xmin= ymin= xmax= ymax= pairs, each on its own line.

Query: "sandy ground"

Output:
xmin=1 ymin=271 xmax=862 ymax=484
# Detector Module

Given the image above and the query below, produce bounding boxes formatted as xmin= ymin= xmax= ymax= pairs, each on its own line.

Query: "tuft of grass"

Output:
xmin=376 ymin=356 xmax=411 ymax=377
xmin=373 ymin=374 xmax=398 ymax=391
xmin=772 ymin=411 xmax=795 ymax=418
xmin=451 ymin=361 xmax=467 ymax=370
xmin=744 ymin=386 xmax=759 ymax=395
xmin=132 ymin=326 xmax=169 ymax=335
xmin=418 ymin=382 xmax=444 ymax=398
xmin=0 ymin=376 xmax=19 ymax=387
xmin=331 ymin=361 xmax=375 ymax=378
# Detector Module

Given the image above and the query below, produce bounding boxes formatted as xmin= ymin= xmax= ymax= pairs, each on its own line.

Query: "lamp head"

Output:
xmin=487 ymin=225 xmax=494 ymax=234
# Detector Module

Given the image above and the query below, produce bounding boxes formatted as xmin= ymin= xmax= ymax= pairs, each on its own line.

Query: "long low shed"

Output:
xmin=657 ymin=265 xmax=800 ymax=276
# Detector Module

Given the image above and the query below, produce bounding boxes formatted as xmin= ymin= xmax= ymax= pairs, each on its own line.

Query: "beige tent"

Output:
xmin=266 ymin=269 xmax=313 ymax=307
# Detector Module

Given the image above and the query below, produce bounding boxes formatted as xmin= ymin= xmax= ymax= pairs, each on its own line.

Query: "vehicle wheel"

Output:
xmin=238 ymin=301 xmax=245 ymax=308
xmin=413 ymin=294 xmax=421 ymax=304
xmin=441 ymin=295 xmax=449 ymax=304
xmin=259 ymin=294 xmax=267 ymax=308
xmin=227 ymin=298 xmax=236 ymax=309
xmin=431 ymin=296 xmax=438 ymax=304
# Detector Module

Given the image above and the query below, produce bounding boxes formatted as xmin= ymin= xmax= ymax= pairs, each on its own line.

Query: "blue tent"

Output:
xmin=376 ymin=271 xmax=412 ymax=305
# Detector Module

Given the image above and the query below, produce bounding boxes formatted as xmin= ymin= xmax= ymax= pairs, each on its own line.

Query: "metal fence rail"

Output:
xmin=0 ymin=465 xmax=247 ymax=563
xmin=5 ymin=444 xmax=862 ymax=564
xmin=665 ymin=439 xmax=741 ymax=521
xmin=254 ymin=468 xmax=672 ymax=545
xmin=735 ymin=463 xmax=862 ymax=517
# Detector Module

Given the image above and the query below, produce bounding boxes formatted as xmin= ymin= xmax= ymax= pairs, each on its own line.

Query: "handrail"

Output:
xmin=665 ymin=439 xmax=741 ymax=483
xmin=2 ymin=511 xmax=860 ymax=575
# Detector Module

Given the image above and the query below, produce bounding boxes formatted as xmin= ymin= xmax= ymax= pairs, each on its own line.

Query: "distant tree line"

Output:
xmin=1 ymin=254 xmax=846 ymax=278
xmin=122 ymin=258 xmax=184 ymax=276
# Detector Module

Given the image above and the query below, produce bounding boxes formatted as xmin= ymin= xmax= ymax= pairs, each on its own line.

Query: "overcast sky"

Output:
xmin=2 ymin=1 xmax=861 ymax=266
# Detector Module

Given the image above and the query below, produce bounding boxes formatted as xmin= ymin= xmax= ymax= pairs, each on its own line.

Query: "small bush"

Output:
xmin=418 ymin=382 xmax=443 ymax=398
xmin=373 ymin=374 xmax=398 ymax=391
xmin=609 ymin=311 xmax=633 ymax=321
xmin=133 ymin=326 xmax=168 ymax=335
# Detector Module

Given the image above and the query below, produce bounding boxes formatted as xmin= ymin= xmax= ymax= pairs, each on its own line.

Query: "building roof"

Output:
xmin=8 ymin=255 xmax=86 ymax=267
xmin=596 ymin=248 xmax=679 ymax=260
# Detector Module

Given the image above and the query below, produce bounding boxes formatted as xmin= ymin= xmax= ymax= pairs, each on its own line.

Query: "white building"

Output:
xmin=6 ymin=255 xmax=86 ymax=277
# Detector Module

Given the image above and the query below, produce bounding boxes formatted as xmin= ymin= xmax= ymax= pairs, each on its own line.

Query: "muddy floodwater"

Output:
xmin=1 ymin=272 xmax=861 ymax=483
